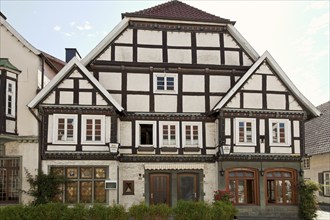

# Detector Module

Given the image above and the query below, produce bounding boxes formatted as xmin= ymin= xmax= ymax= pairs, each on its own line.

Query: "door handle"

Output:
xmin=151 ymin=193 xmax=153 ymax=199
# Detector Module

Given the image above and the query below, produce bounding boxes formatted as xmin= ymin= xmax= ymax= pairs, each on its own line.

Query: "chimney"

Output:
xmin=0 ymin=12 xmax=7 ymax=20
xmin=65 ymin=48 xmax=81 ymax=62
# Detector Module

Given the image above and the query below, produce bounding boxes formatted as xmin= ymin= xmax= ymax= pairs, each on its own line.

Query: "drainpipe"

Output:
xmin=117 ymin=165 xmax=119 ymax=204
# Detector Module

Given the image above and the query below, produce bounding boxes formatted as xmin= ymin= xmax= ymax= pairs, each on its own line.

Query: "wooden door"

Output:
xmin=150 ymin=173 xmax=170 ymax=205
xmin=177 ymin=173 xmax=198 ymax=201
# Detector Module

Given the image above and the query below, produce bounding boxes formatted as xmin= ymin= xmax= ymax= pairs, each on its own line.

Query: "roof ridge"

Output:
xmin=122 ymin=0 xmax=234 ymax=24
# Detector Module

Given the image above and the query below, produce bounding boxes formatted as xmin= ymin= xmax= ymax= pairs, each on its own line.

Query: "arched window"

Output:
xmin=265 ymin=168 xmax=297 ymax=204
xmin=226 ymin=168 xmax=258 ymax=205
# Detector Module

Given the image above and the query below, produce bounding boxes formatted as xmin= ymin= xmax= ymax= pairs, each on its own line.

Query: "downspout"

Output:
xmin=117 ymin=165 xmax=119 ymax=204
xmin=28 ymin=107 xmax=42 ymax=172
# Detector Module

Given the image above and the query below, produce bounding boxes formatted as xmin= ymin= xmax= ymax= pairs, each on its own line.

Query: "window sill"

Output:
xmin=184 ymin=147 xmax=200 ymax=152
xmin=138 ymin=146 xmax=154 ymax=152
xmin=161 ymin=147 xmax=177 ymax=152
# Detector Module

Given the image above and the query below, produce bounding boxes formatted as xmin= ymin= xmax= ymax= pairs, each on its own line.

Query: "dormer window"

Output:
xmin=153 ymin=73 xmax=177 ymax=94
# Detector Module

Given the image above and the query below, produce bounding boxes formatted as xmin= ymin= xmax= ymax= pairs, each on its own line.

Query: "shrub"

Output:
xmin=0 ymin=205 xmax=26 ymax=220
xmin=108 ymin=204 xmax=127 ymax=220
xmin=128 ymin=203 xmax=150 ymax=220
xmin=62 ymin=203 xmax=88 ymax=220
xmin=149 ymin=203 xmax=172 ymax=220
xmin=23 ymin=168 xmax=65 ymax=205
xmin=298 ymin=180 xmax=319 ymax=220
xmin=173 ymin=200 xmax=213 ymax=220
xmin=211 ymin=200 xmax=238 ymax=220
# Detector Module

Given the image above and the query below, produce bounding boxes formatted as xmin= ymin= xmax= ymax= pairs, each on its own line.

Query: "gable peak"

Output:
xmin=122 ymin=0 xmax=235 ymax=24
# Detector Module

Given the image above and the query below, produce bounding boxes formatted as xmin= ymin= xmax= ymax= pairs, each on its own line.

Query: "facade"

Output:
xmin=3 ymin=1 xmax=320 ymax=218
xmin=304 ymin=101 xmax=330 ymax=204
xmin=0 ymin=12 xmax=65 ymax=204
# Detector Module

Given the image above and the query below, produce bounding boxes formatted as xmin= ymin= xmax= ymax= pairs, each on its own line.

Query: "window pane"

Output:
xmin=239 ymin=122 xmax=244 ymax=142
xmin=80 ymin=181 xmax=92 ymax=203
xmin=163 ymin=125 xmax=169 ymax=145
xmin=276 ymin=180 xmax=283 ymax=203
xmin=166 ymin=77 xmax=174 ymax=90
xmin=192 ymin=126 xmax=198 ymax=145
xmin=170 ymin=125 xmax=176 ymax=145
xmin=81 ymin=167 xmax=92 ymax=179
xmin=285 ymin=180 xmax=292 ymax=203
xmin=95 ymin=168 xmax=106 ymax=179
xmin=229 ymin=180 xmax=236 ymax=203
xmin=185 ymin=126 xmax=191 ymax=145
xmin=65 ymin=181 xmax=78 ymax=203
xmin=246 ymin=122 xmax=252 ymax=142
xmin=279 ymin=123 xmax=285 ymax=143
xmin=140 ymin=124 xmax=153 ymax=145
xmin=272 ymin=123 xmax=278 ymax=143
xmin=157 ymin=77 xmax=165 ymax=90
xmin=94 ymin=181 xmax=106 ymax=203
xmin=237 ymin=180 xmax=245 ymax=203
xmin=66 ymin=168 xmax=78 ymax=179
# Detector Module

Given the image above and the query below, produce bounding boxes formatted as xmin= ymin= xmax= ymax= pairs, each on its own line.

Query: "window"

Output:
xmin=159 ymin=122 xmax=179 ymax=148
xmin=153 ymin=73 xmax=177 ymax=93
xmin=266 ymin=169 xmax=296 ymax=204
xmin=51 ymin=166 xmax=107 ymax=203
xmin=6 ymin=80 xmax=16 ymax=117
xmin=135 ymin=121 xmax=157 ymax=147
xmin=0 ymin=158 xmax=20 ymax=204
xmin=53 ymin=114 xmax=77 ymax=144
xmin=303 ymin=158 xmax=310 ymax=170
xmin=227 ymin=168 xmax=258 ymax=204
xmin=81 ymin=115 xmax=105 ymax=144
xmin=182 ymin=122 xmax=202 ymax=148
xmin=235 ymin=118 xmax=256 ymax=145
xmin=269 ymin=119 xmax=291 ymax=146
xmin=324 ymin=172 xmax=330 ymax=196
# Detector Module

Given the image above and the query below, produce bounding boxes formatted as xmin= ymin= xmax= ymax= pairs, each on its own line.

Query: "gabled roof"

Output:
xmin=213 ymin=51 xmax=321 ymax=118
xmin=40 ymin=51 xmax=66 ymax=72
xmin=0 ymin=58 xmax=21 ymax=74
xmin=122 ymin=0 xmax=235 ymax=24
xmin=305 ymin=101 xmax=330 ymax=155
xmin=0 ymin=13 xmax=39 ymax=55
xmin=28 ymin=57 xmax=124 ymax=112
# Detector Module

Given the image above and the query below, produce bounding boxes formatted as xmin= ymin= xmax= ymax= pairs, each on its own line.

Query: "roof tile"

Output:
xmin=122 ymin=0 xmax=234 ymax=24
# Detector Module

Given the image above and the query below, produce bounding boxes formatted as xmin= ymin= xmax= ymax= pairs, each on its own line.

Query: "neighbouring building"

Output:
xmin=3 ymin=1 xmax=320 ymax=219
xmin=0 ymin=12 xmax=65 ymax=204
xmin=304 ymin=101 xmax=330 ymax=205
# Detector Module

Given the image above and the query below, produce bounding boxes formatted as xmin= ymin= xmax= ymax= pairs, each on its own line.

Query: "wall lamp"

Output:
xmin=220 ymin=161 xmax=225 ymax=176
xmin=260 ymin=162 xmax=264 ymax=176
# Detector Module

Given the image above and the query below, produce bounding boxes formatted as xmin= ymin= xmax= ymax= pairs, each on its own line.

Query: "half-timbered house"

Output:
xmin=27 ymin=1 xmax=320 ymax=218
xmin=0 ymin=12 xmax=65 ymax=204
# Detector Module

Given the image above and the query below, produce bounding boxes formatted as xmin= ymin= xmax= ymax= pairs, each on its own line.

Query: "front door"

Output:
xmin=177 ymin=173 xmax=198 ymax=201
xmin=150 ymin=173 xmax=170 ymax=205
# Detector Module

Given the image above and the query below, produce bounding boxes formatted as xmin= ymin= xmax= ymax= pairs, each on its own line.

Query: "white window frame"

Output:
xmin=269 ymin=119 xmax=291 ymax=146
xmin=53 ymin=114 xmax=77 ymax=144
xmin=235 ymin=118 xmax=256 ymax=146
xmin=81 ymin=115 xmax=105 ymax=145
xmin=6 ymin=80 xmax=16 ymax=117
xmin=324 ymin=172 xmax=330 ymax=197
xmin=153 ymin=73 xmax=178 ymax=94
xmin=135 ymin=121 xmax=157 ymax=148
xmin=159 ymin=121 xmax=180 ymax=148
xmin=182 ymin=122 xmax=202 ymax=148
xmin=303 ymin=158 xmax=310 ymax=170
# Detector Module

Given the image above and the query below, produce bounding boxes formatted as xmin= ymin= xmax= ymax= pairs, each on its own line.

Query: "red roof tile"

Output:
xmin=122 ymin=0 xmax=235 ymax=24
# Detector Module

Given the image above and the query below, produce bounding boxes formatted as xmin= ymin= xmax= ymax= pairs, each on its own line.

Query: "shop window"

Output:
xmin=227 ymin=168 xmax=258 ymax=204
xmin=50 ymin=166 xmax=107 ymax=203
xmin=266 ymin=169 xmax=296 ymax=204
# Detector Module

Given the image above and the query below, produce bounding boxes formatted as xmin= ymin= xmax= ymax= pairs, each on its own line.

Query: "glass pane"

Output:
xmin=65 ymin=181 xmax=78 ymax=203
xmin=166 ymin=77 xmax=174 ymax=90
xmin=246 ymin=180 xmax=254 ymax=204
xmin=170 ymin=125 xmax=176 ymax=145
xmin=95 ymin=168 xmax=106 ymax=179
xmin=94 ymin=181 xmax=106 ymax=203
xmin=67 ymin=118 xmax=74 ymax=140
xmin=272 ymin=123 xmax=278 ymax=143
xmin=185 ymin=126 xmax=191 ymax=145
xmin=140 ymin=124 xmax=153 ymax=145
xmin=163 ymin=125 xmax=168 ymax=145
xmin=246 ymin=122 xmax=252 ymax=142
xmin=267 ymin=180 xmax=275 ymax=203
xmin=80 ymin=181 xmax=92 ymax=203
xmin=51 ymin=167 xmax=64 ymax=176
xmin=237 ymin=180 xmax=245 ymax=203
xmin=66 ymin=168 xmax=78 ymax=179
xmin=279 ymin=123 xmax=285 ymax=143
xmin=157 ymin=77 xmax=164 ymax=90
xmin=285 ymin=180 xmax=292 ymax=203
xmin=193 ymin=126 xmax=198 ymax=145
xmin=276 ymin=180 xmax=283 ymax=203
xmin=81 ymin=167 xmax=92 ymax=179
xmin=178 ymin=175 xmax=195 ymax=201
xmin=283 ymin=172 xmax=292 ymax=178
xmin=245 ymin=172 xmax=254 ymax=178
xmin=239 ymin=122 xmax=244 ymax=142
xmin=229 ymin=180 xmax=236 ymax=203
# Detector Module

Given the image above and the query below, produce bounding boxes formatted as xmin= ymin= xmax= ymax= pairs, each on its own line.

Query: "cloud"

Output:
xmin=77 ymin=21 xmax=92 ymax=31
xmin=53 ymin=25 xmax=61 ymax=31
xmin=70 ymin=21 xmax=75 ymax=26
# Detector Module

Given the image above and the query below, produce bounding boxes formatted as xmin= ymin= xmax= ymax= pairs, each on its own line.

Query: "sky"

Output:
xmin=0 ymin=0 xmax=329 ymax=107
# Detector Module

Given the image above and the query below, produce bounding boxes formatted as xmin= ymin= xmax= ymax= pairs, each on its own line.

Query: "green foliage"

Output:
xmin=128 ymin=203 xmax=150 ymax=220
xmin=298 ymin=180 xmax=320 ymax=220
xmin=23 ymin=168 xmax=65 ymax=205
xmin=149 ymin=203 xmax=172 ymax=220
xmin=0 ymin=200 xmax=237 ymax=220
xmin=212 ymin=200 xmax=238 ymax=220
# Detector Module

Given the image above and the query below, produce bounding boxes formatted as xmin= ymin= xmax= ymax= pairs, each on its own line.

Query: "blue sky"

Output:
xmin=1 ymin=0 xmax=329 ymax=106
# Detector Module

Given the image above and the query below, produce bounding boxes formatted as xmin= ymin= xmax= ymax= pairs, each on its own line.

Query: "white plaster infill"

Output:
xmin=212 ymin=51 xmax=321 ymax=117
xmin=27 ymin=57 xmax=124 ymax=112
